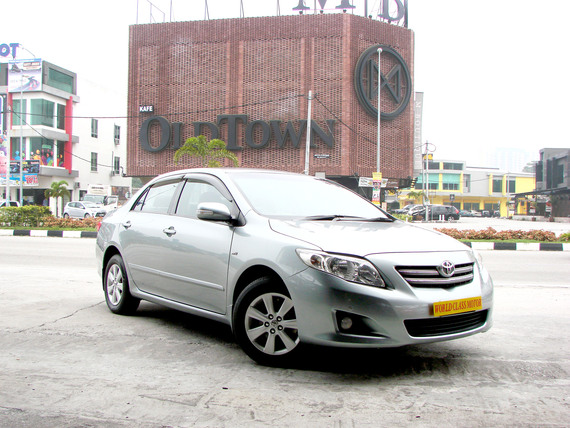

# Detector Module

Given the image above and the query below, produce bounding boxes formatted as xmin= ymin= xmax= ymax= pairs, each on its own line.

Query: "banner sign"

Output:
xmin=8 ymin=59 xmax=42 ymax=92
xmin=0 ymin=159 xmax=40 ymax=186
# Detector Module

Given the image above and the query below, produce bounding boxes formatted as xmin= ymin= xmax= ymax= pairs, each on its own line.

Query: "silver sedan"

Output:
xmin=96 ymin=169 xmax=493 ymax=365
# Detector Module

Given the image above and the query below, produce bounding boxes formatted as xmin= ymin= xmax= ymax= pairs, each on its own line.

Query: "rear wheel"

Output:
xmin=63 ymin=213 xmax=69 ymax=218
xmin=84 ymin=213 xmax=91 ymax=218
xmin=233 ymin=277 xmax=301 ymax=366
xmin=104 ymin=254 xmax=140 ymax=315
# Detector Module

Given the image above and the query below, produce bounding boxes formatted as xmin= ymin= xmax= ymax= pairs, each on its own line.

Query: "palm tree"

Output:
xmin=44 ymin=180 xmax=70 ymax=218
xmin=174 ymin=135 xmax=239 ymax=167
xmin=406 ymin=190 xmax=426 ymax=204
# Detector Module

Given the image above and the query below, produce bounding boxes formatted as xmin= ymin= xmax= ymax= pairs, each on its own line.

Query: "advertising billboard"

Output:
xmin=8 ymin=59 xmax=42 ymax=92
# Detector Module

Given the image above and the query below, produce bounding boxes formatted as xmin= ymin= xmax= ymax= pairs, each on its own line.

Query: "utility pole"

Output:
xmin=304 ymin=90 xmax=313 ymax=175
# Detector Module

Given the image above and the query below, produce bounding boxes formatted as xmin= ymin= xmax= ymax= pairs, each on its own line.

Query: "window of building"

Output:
xmin=427 ymin=161 xmax=440 ymax=170
xmin=415 ymin=174 xmax=439 ymax=190
xmin=30 ymin=137 xmax=55 ymax=165
xmin=114 ymin=124 xmax=120 ymax=145
xmin=91 ymin=152 xmax=98 ymax=172
xmin=113 ymin=156 xmax=120 ymax=175
xmin=463 ymin=174 xmax=471 ymax=193
xmin=507 ymin=179 xmax=516 ymax=193
xmin=56 ymin=104 xmax=65 ymax=130
xmin=554 ymin=163 xmax=564 ymax=186
xmin=12 ymin=99 xmax=27 ymax=126
xmin=47 ymin=67 xmax=75 ymax=94
xmin=56 ymin=141 xmax=65 ymax=167
xmin=441 ymin=174 xmax=460 ymax=191
xmin=30 ymin=99 xmax=54 ymax=127
xmin=492 ymin=178 xmax=503 ymax=193
xmin=91 ymin=118 xmax=98 ymax=138
xmin=443 ymin=162 xmax=463 ymax=171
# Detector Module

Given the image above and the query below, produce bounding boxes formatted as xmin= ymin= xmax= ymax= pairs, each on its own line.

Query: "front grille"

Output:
xmin=396 ymin=262 xmax=474 ymax=288
xmin=404 ymin=310 xmax=488 ymax=337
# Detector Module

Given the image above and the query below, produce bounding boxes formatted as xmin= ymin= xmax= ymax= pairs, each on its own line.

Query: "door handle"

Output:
xmin=163 ymin=226 xmax=176 ymax=236
xmin=122 ymin=220 xmax=132 ymax=229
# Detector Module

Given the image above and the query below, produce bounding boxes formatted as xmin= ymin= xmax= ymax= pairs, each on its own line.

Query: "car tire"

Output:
xmin=104 ymin=254 xmax=140 ymax=315
xmin=233 ymin=277 xmax=302 ymax=366
xmin=63 ymin=213 xmax=69 ymax=218
xmin=84 ymin=213 xmax=91 ymax=218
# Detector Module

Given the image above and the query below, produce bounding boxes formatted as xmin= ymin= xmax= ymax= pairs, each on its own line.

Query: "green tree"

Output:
xmin=406 ymin=190 xmax=426 ymax=204
xmin=44 ymin=180 xmax=70 ymax=218
xmin=174 ymin=135 xmax=239 ymax=168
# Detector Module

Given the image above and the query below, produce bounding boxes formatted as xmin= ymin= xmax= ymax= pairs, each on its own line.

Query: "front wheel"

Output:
xmin=104 ymin=254 xmax=140 ymax=315
xmin=233 ymin=277 xmax=301 ymax=366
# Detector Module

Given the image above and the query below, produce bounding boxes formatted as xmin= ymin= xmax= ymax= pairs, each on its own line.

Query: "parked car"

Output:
xmin=412 ymin=204 xmax=461 ymax=221
xmin=0 ymin=200 xmax=20 ymax=208
xmin=459 ymin=210 xmax=473 ymax=217
xmin=96 ymin=169 xmax=493 ymax=365
xmin=392 ymin=204 xmax=421 ymax=215
xmin=63 ymin=201 xmax=106 ymax=219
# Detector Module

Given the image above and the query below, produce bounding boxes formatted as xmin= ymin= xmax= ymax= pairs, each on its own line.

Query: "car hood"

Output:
xmin=269 ymin=219 xmax=469 ymax=256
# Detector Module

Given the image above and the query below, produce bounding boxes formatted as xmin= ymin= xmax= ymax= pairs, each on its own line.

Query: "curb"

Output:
xmin=1 ymin=229 xmax=568 ymax=250
xmin=466 ymin=242 xmax=569 ymax=252
xmin=0 ymin=229 xmax=97 ymax=239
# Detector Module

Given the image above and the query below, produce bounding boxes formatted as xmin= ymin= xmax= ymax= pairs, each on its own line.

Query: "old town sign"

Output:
xmin=355 ymin=44 xmax=412 ymax=120
xmin=139 ymin=43 xmax=411 ymax=153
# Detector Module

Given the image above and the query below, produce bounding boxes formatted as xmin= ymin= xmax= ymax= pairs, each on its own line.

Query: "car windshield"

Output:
xmin=232 ymin=173 xmax=390 ymax=220
xmin=83 ymin=195 xmax=105 ymax=204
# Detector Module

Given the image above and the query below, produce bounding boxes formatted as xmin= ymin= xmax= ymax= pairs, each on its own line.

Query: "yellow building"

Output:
xmin=397 ymin=161 xmax=536 ymax=217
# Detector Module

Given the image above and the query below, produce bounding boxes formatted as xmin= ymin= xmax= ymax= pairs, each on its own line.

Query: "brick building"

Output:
xmin=127 ymin=13 xmax=414 ymax=191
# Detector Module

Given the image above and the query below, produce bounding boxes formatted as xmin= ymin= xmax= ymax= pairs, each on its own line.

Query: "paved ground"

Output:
xmin=0 ymin=237 xmax=569 ymax=427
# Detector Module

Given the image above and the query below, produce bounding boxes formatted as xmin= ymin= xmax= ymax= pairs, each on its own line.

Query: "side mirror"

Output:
xmin=197 ymin=202 xmax=233 ymax=222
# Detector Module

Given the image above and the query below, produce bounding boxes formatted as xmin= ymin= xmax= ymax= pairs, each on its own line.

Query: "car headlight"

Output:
xmin=296 ymin=249 xmax=386 ymax=288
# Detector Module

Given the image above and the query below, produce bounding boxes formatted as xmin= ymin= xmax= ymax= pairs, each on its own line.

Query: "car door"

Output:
xmin=69 ymin=202 xmax=81 ymax=218
xmin=118 ymin=178 xmax=182 ymax=297
xmin=156 ymin=177 xmax=236 ymax=314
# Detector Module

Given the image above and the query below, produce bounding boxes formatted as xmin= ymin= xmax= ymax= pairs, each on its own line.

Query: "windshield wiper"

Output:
xmin=303 ymin=215 xmax=392 ymax=222
xmin=359 ymin=216 xmax=394 ymax=222
xmin=303 ymin=215 xmax=364 ymax=221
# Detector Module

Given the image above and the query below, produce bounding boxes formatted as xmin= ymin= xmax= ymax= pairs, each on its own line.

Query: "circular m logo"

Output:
xmin=354 ymin=44 xmax=412 ymax=120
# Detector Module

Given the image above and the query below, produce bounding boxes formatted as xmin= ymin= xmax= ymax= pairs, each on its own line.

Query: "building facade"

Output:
xmin=1 ymin=54 xmax=131 ymax=212
xmin=127 ymin=13 xmax=415 ymax=191
xmin=399 ymin=160 xmax=535 ymax=217
xmin=533 ymin=148 xmax=570 ymax=217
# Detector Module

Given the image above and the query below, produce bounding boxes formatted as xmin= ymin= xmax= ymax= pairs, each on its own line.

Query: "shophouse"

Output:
xmin=400 ymin=160 xmax=535 ymax=217
xmin=1 ymin=50 xmax=131 ymax=213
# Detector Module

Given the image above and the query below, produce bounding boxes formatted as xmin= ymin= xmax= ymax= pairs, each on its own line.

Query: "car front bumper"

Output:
xmin=286 ymin=250 xmax=493 ymax=348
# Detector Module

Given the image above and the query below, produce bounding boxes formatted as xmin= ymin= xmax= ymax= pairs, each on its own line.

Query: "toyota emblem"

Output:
xmin=438 ymin=261 xmax=455 ymax=278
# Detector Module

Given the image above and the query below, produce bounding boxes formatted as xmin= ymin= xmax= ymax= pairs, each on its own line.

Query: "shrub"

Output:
xmin=0 ymin=206 xmax=52 ymax=227
xmin=42 ymin=216 xmax=100 ymax=229
xmin=435 ymin=227 xmax=563 ymax=242
xmin=0 ymin=206 xmax=99 ymax=229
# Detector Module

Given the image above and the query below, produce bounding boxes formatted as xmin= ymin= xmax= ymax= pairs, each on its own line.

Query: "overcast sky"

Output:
xmin=5 ymin=0 xmax=570 ymax=169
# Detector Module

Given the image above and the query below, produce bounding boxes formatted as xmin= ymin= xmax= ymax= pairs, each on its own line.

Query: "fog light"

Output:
xmin=340 ymin=317 xmax=353 ymax=331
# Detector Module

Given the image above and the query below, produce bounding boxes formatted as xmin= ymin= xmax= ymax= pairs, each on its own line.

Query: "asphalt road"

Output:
xmin=0 ymin=236 xmax=569 ymax=427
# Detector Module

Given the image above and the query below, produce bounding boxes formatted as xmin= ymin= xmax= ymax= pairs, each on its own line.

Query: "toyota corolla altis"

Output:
xmin=96 ymin=169 xmax=493 ymax=365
